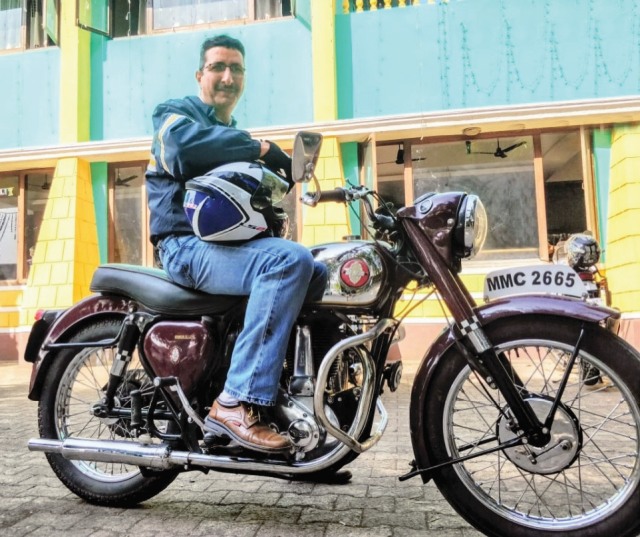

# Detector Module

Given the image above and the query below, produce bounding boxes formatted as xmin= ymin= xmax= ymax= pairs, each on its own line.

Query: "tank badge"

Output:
xmin=169 ymin=346 xmax=181 ymax=364
xmin=340 ymin=259 xmax=371 ymax=289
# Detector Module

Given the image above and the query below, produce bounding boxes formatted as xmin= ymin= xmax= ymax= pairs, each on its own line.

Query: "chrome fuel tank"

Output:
xmin=311 ymin=241 xmax=387 ymax=306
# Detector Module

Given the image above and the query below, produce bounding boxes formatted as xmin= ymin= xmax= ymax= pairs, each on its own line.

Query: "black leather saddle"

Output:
xmin=90 ymin=264 xmax=244 ymax=316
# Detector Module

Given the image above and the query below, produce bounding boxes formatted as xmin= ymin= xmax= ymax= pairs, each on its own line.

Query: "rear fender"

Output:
xmin=408 ymin=294 xmax=619 ymax=483
xmin=27 ymin=295 xmax=130 ymax=401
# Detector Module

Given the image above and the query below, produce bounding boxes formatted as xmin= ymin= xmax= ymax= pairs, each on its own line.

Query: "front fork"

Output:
xmin=402 ymin=220 xmax=574 ymax=448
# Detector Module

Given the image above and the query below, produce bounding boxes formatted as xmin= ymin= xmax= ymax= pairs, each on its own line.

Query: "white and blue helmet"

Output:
xmin=184 ymin=162 xmax=290 ymax=242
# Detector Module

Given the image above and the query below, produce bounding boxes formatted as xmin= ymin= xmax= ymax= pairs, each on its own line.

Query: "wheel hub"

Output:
xmin=498 ymin=397 xmax=582 ymax=474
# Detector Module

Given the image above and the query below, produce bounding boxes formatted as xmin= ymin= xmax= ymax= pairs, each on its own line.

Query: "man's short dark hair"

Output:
xmin=199 ymin=35 xmax=245 ymax=70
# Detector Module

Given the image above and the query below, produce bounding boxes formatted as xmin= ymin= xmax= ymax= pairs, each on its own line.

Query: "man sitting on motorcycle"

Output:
xmin=145 ymin=34 xmax=327 ymax=454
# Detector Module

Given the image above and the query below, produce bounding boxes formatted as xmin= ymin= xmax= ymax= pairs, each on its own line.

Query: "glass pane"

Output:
xmin=542 ymin=132 xmax=587 ymax=249
xmin=112 ymin=0 xmax=145 ymax=37
xmin=0 ymin=175 xmax=19 ymax=280
xmin=45 ymin=0 xmax=59 ymax=44
xmin=78 ymin=0 xmax=109 ymax=35
xmin=255 ymin=0 xmax=283 ymax=19
xmin=413 ymin=137 xmax=537 ymax=260
xmin=153 ymin=0 xmax=246 ymax=30
xmin=112 ymin=166 xmax=144 ymax=264
xmin=25 ymin=173 xmax=52 ymax=277
xmin=0 ymin=0 xmax=22 ymax=50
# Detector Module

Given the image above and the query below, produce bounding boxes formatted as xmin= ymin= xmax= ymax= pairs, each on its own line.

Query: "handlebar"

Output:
xmin=301 ymin=186 xmax=397 ymax=233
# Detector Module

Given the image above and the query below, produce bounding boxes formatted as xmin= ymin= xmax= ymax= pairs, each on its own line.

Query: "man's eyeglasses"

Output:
xmin=203 ymin=62 xmax=246 ymax=76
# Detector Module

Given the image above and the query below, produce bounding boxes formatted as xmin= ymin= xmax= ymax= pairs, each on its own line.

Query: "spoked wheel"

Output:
xmin=423 ymin=315 xmax=640 ymax=537
xmin=39 ymin=319 xmax=178 ymax=506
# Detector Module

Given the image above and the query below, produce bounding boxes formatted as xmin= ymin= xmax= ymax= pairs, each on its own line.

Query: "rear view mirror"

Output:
xmin=292 ymin=131 xmax=323 ymax=183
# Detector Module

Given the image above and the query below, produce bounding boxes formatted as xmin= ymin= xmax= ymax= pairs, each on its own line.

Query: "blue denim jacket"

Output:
xmin=145 ymin=95 xmax=262 ymax=244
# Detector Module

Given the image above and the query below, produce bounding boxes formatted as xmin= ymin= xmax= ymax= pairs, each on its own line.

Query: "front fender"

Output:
xmin=408 ymin=294 xmax=619 ymax=482
xmin=27 ymin=295 xmax=129 ymax=401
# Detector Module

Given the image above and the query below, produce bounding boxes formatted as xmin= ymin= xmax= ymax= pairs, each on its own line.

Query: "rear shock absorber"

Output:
xmin=103 ymin=308 xmax=142 ymax=410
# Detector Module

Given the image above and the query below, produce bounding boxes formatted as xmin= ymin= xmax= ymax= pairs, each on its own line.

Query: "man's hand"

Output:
xmin=261 ymin=141 xmax=292 ymax=185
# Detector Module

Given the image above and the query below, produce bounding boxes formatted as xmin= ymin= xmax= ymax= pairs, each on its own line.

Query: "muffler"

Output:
xmin=29 ymin=438 xmax=174 ymax=469
xmin=28 ymin=436 xmax=343 ymax=475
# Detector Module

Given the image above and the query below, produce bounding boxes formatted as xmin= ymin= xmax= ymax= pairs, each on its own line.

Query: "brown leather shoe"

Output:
xmin=204 ymin=400 xmax=291 ymax=454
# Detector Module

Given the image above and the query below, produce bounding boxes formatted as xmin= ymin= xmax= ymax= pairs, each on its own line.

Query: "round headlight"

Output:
xmin=456 ymin=194 xmax=488 ymax=259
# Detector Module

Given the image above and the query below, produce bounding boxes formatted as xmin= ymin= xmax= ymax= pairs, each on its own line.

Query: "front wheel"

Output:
xmin=38 ymin=319 xmax=179 ymax=506
xmin=423 ymin=316 xmax=640 ymax=537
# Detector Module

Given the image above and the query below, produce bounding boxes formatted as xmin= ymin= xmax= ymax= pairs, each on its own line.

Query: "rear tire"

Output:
xmin=38 ymin=319 xmax=178 ymax=506
xmin=423 ymin=316 xmax=640 ymax=536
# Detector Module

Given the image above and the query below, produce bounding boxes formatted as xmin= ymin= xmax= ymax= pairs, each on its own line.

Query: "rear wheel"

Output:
xmin=424 ymin=316 xmax=640 ymax=536
xmin=39 ymin=319 xmax=178 ymax=506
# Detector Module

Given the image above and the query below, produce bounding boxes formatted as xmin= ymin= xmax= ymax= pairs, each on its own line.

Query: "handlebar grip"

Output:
xmin=317 ymin=188 xmax=348 ymax=203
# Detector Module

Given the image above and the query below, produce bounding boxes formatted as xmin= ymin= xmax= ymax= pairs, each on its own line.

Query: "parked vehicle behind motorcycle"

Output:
xmin=24 ymin=132 xmax=640 ymax=537
xmin=553 ymin=233 xmax=620 ymax=385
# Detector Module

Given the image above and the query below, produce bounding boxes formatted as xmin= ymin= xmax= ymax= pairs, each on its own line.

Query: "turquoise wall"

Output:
xmin=0 ymin=48 xmax=60 ymax=150
xmin=90 ymin=18 xmax=314 ymax=141
xmin=336 ymin=0 xmax=640 ymax=119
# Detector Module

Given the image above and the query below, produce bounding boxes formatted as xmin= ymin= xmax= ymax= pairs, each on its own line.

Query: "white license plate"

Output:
xmin=483 ymin=265 xmax=587 ymax=302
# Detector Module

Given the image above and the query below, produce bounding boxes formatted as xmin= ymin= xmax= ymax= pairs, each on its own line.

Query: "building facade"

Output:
xmin=1 ymin=0 xmax=639 ymax=361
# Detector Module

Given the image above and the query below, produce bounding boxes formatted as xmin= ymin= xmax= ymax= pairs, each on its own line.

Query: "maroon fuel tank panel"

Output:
xmin=143 ymin=320 xmax=213 ymax=396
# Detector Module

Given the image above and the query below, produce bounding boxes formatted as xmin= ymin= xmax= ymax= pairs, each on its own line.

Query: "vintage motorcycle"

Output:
xmin=25 ymin=132 xmax=640 ymax=536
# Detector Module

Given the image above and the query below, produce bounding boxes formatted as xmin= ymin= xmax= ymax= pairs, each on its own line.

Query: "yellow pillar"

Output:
xmin=20 ymin=4 xmax=98 ymax=325
xmin=20 ymin=159 xmax=100 ymax=323
xmin=302 ymin=1 xmax=350 ymax=246
xmin=605 ymin=124 xmax=640 ymax=312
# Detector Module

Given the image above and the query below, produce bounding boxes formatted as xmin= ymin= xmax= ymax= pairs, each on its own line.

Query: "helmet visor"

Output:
xmin=250 ymin=168 xmax=290 ymax=210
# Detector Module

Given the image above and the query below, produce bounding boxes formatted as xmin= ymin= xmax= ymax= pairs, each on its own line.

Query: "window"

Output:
xmin=375 ymin=129 xmax=595 ymax=262
xmin=109 ymin=163 xmax=152 ymax=265
xmin=0 ymin=170 xmax=53 ymax=282
xmin=0 ymin=0 xmax=59 ymax=51
xmin=112 ymin=0 xmax=145 ymax=37
xmin=151 ymin=0 xmax=291 ymax=31
xmin=79 ymin=0 xmax=292 ymax=38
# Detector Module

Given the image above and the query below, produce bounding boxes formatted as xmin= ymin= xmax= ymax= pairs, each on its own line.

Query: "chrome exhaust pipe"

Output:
xmin=28 ymin=428 xmax=387 ymax=475
xmin=29 ymin=438 xmax=173 ymax=469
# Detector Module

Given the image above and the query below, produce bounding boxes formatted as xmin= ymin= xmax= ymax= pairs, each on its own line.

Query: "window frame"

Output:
xmin=77 ymin=0 xmax=293 ymax=39
xmin=0 ymin=0 xmax=60 ymax=53
xmin=374 ymin=127 xmax=598 ymax=263
xmin=0 ymin=167 xmax=54 ymax=284
xmin=107 ymin=161 xmax=154 ymax=266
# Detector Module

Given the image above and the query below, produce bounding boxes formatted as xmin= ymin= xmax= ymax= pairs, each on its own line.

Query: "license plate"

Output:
xmin=483 ymin=265 xmax=587 ymax=302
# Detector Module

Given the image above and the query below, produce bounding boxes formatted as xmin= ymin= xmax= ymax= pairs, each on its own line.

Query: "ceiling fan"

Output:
xmin=466 ymin=139 xmax=526 ymax=158
xmin=28 ymin=176 xmax=50 ymax=190
xmin=116 ymin=172 xmax=138 ymax=187
xmin=380 ymin=144 xmax=427 ymax=165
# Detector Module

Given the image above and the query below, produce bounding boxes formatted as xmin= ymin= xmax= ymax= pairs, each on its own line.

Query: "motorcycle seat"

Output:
xmin=90 ymin=264 xmax=244 ymax=316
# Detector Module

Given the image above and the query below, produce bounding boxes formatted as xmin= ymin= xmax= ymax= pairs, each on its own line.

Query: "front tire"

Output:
xmin=423 ymin=315 xmax=640 ymax=536
xmin=38 ymin=319 xmax=179 ymax=506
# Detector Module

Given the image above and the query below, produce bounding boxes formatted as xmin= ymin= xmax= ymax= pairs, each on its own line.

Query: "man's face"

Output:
xmin=196 ymin=46 xmax=245 ymax=119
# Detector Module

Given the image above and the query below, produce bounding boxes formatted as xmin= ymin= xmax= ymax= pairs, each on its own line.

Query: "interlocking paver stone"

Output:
xmin=0 ymin=361 xmax=479 ymax=536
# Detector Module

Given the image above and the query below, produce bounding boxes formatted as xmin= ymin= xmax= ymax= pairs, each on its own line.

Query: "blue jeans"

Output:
xmin=158 ymin=235 xmax=327 ymax=406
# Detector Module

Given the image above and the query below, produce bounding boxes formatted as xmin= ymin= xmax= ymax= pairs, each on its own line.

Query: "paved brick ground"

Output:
xmin=0 ymin=362 xmax=482 ymax=537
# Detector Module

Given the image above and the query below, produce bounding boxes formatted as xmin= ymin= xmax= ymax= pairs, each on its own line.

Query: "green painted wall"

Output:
xmin=90 ymin=162 xmax=109 ymax=264
xmin=592 ymin=130 xmax=612 ymax=262
xmin=336 ymin=0 xmax=640 ymax=119
xmin=340 ymin=142 xmax=361 ymax=236
xmin=0 ymin=48 xmax=60 ymax=150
